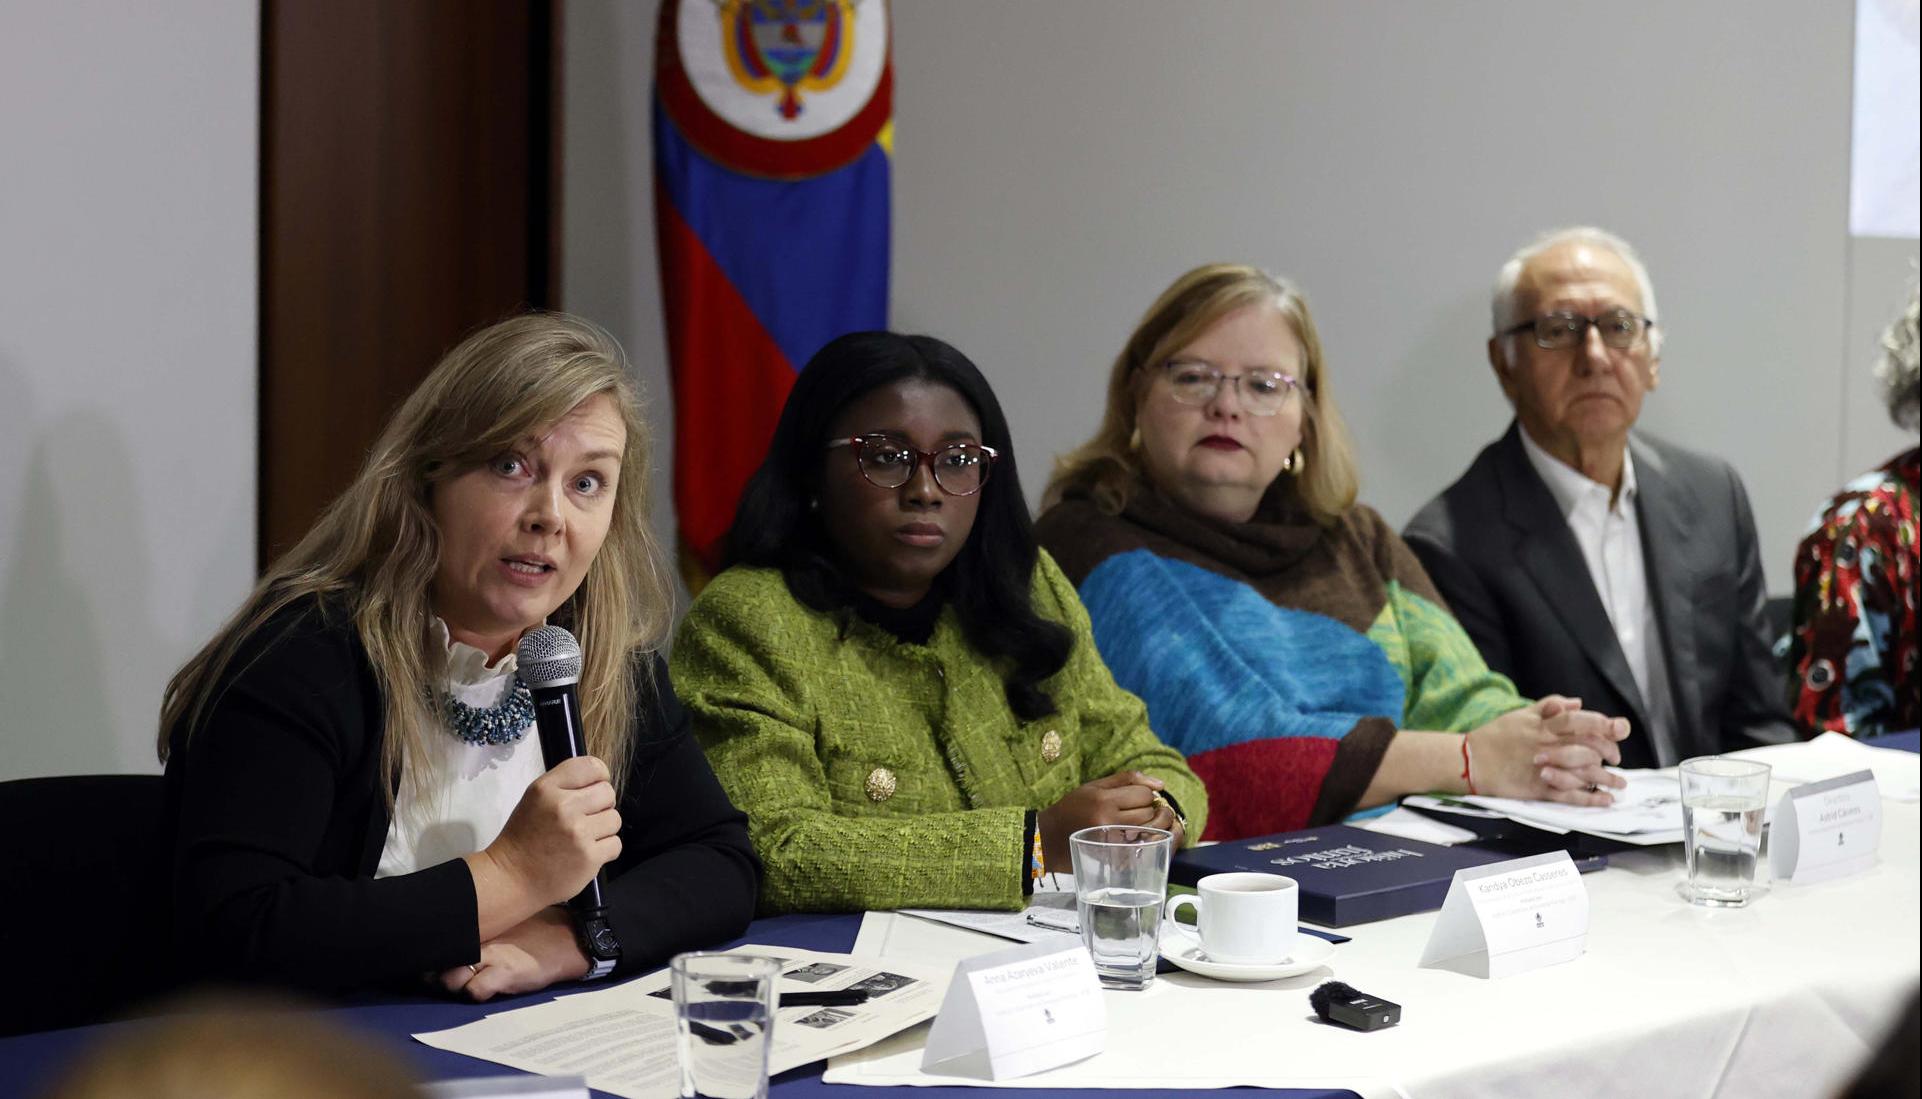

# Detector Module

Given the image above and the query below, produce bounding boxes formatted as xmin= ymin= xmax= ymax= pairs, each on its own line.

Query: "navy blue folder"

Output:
xmin=1170 ymin=824 xmax=1516 ymax=927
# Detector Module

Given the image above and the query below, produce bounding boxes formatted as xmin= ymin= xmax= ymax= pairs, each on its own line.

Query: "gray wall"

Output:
xmin=0 ymin=0 xmax=259 ymax=780
xmin=0 ymin=1 xmax=1903 ymax=780
xmin=563 ymin=0 xmax=675 ymax=593
xmin=565 ymin=0 xmax=1918 ymax=608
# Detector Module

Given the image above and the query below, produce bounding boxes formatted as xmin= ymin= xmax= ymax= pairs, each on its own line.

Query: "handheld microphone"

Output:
xmin=517 ymin=625 xmax=605 ymax=914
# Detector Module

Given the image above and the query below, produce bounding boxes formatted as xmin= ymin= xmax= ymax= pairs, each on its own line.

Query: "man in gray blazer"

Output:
xmin=1404 ymin=227 xmax=1791 ymax=770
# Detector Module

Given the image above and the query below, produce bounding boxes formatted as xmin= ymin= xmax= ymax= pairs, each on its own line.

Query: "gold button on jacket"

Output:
xmin=865 ymin=767 xmax=898 ymax=802
xmin=1040 ymin=729 xmax=1063 ymax=763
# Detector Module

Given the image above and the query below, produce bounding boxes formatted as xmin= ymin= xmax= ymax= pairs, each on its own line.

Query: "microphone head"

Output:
xmin=517 ymin=625 xmax=583 ymax=688
xmin=1308 ymin=980 xmax=1357 ymax=1021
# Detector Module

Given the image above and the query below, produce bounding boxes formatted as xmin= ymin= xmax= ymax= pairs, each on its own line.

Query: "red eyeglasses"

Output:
xmin=823 ymin=434 xmax=999 ymax=496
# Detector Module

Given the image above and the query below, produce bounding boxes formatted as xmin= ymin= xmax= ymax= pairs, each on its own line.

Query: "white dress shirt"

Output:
xmin=1519 ymin=430 xmax=1681 ymax=765
xmin=374 ymin=620 xmax=547 ymax=878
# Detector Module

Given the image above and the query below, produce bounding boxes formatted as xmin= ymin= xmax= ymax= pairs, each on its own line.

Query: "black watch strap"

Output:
xmin=573 ymin=906 xmax=621 ymax=981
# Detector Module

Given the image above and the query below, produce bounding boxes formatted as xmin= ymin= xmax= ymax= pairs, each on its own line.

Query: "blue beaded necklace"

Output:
xmin=439 ymin=675 xmax=535 ymax=746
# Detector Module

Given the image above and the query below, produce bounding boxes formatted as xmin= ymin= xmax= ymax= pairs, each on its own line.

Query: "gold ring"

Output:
xmin=467 ymin=964 xmax=480 ymax=977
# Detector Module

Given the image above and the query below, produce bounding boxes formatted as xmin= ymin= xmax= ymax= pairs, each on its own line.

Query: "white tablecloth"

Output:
xmin=826 ymin=800 xmax=1921 ymax=1099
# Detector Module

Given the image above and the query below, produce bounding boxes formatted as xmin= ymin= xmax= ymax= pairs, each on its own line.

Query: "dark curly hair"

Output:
xmin=724 ymin=331 xmax=1072 ymax=720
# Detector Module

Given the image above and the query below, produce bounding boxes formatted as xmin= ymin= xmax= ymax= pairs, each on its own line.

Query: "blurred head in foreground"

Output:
xmin=45 ymin=998 xmax=423 ymax=1099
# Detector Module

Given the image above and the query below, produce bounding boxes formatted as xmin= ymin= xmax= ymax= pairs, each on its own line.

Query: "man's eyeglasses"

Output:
xmin=1160 ymin=361 xmax=1301 ymax=416
xmin=824 ymin=434 xmax=998 ymax=496
xmin=1500 ymin=309 xmax=1654 ymax=351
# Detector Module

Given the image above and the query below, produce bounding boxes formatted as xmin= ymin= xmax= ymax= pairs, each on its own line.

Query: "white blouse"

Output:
xmin=374 ymin=620 xmax=548 ymax=878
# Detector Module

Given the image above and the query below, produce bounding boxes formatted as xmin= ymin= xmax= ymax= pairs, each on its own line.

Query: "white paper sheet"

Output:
xmin=414 ymin=997 xmax=681 ymax=1099
xmin=414 ymin=945 xmax=950 ymax=1099
xmin=1462 ymin=769 xmax=1682 ymax=839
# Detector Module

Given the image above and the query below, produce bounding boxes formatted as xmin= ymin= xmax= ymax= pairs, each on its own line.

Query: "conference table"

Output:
xmin=3 ymin=732 xmax=1916 ymax=1099
xmin=1 ymin=910 xmax=1361 ymax=1099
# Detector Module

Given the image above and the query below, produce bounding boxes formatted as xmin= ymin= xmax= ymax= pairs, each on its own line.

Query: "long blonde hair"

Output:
xmin=158 ymin=313 xmax=672 ymax=802
xmin=1045 ymin=263 xmax=1360 ymax=524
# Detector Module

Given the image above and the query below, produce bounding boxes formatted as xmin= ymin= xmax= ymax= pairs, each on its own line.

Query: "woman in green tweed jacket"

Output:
xmin=673 ymin=332 xmax=1207 ymax=913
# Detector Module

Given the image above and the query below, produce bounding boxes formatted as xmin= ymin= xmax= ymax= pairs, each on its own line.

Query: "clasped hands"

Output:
xmin=1037 ymin=770 xmax=1185 ymax=871
xmin=1471 ymin=695 xmax=1632 ymax=807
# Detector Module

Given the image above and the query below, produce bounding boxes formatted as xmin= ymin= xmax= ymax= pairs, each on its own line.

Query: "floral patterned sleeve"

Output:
xmin=1786 ymin=450 xmax=1921 ymax=736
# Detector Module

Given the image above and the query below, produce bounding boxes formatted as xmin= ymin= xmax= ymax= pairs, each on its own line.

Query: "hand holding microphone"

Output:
xmin=489 ymin=754 xmax=620 ymax=906
xmin=488 ymin=626 xmax=621 ymax=910
xmin=513 ymin=625 xmax=624 ymax=980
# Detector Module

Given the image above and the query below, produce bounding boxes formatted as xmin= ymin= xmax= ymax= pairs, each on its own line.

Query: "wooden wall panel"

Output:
xmin=259 ymin=0 xmax=555 ymax=567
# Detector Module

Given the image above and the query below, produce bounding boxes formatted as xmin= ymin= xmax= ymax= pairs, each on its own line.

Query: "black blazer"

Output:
xmin=1403 ymin=423 xmax=1792 ymax=768
xmin=161 ymin=596 xmax=761 ymax=993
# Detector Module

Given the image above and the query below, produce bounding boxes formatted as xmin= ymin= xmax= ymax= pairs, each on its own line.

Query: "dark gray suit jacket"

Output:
xmin=1403 ymin=422 xmax=1792 ymax=768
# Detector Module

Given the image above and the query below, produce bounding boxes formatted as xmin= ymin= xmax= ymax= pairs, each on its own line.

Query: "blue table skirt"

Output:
xmin=0 ymin=911 xmax=1358 ymax=1099
xmin=1867 ymin=729 xmax=1919 ymax=754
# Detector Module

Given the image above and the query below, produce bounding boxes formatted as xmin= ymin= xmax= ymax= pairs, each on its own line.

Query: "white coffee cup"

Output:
xmin=1163 ymin=872 xmax=1299 ymax=965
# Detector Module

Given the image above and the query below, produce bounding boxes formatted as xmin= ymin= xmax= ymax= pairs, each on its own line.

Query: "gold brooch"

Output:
xmin=1040 ymin=729 xmax=1063 ymax=763
xmin=865 ymin=767 xmax=897 ymax=802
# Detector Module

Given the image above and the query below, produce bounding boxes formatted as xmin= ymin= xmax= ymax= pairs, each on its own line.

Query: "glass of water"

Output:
xmin=1678 ymin=757 xmax=1772 ymax=908
xmin=671 ymin=952 xmax=780 ymax=1099
xmin=1068 ymin=824 xmax=1174 ymax=990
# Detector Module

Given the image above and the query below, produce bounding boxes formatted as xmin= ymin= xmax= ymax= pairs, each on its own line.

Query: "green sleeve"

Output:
xmin=1361 ymin=510 xmax=1528 ymax=733
xmin=671 ymin=580 xmax=1027 ymax=913
xmin=1372 ymin=580 xmax=1528 ymax=733
xmin=1032 ymin=552 xmax=1211 ymax=841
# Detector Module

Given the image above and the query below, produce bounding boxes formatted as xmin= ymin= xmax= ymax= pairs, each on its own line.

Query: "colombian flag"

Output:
xmin=654 ymin=0 xmax=893 ymax=585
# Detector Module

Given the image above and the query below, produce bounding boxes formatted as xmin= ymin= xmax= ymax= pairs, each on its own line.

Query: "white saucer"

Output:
xmin=1159 ymin=931 xmax=1335 ymax=981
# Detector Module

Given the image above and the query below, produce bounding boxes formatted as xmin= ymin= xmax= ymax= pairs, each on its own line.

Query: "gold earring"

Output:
xmin=1284 ymin=447 xmax=1304 ymax=474
xmin=1128 ymin=426 xmax=1142 ymax=452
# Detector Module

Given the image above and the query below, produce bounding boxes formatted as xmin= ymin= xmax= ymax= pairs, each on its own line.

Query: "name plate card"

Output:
xmin=1770 ymin=769 xmax=1881 ymax=885
xmin=1418 ymin=851 xmax=1588 ymax=979
xmin=920 ymin=939 xmax=1104 ymax=1080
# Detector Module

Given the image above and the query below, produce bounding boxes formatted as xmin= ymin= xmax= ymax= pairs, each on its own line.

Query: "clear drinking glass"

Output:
xmin=670 ymin=952 xmax=781 ymax=1099
xmin=1679 ymin=757 xmax=1772 ymax=908
xmin=1068 ymin=824 xmax=1174 ymax=990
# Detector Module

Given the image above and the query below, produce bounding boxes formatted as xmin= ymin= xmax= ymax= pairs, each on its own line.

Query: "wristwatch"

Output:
xmin=572 ymin=906 xmax=622 ymax=981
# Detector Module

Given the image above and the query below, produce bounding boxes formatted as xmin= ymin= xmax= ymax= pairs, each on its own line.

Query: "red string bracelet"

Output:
xmin=1460 ymin=733 xmax=1477 ymax=795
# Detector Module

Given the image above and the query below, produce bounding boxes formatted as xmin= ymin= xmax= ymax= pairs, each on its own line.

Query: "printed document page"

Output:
xmin=414 ymin=945 xmax=950 ymax=1099
xmin=1461 ymin=768 xmax=1683 ymax=840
